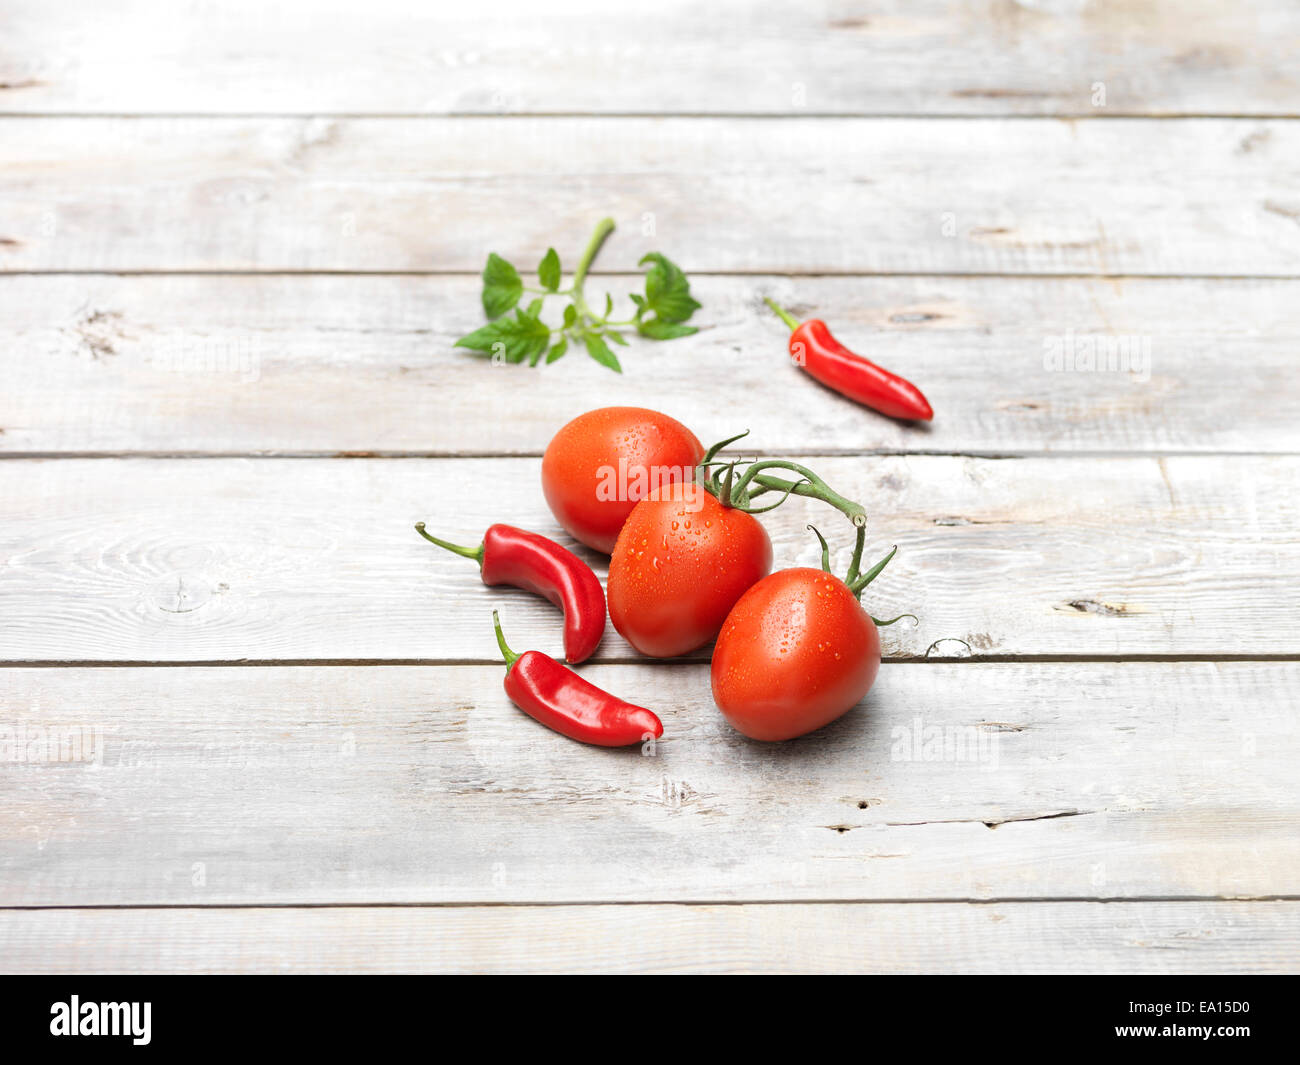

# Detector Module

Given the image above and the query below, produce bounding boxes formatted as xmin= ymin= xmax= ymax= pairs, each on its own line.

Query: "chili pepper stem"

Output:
xmin=414 ymin=523 xmax=485 ymax=565
xmin=763 ymin=296 xmax=801 ymax=333
xmin=491 ymin=610 xmax=520 ymax=671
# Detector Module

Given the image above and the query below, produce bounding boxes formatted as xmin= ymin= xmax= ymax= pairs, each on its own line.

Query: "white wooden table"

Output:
xmin=2 ymin=0 xmax=1298 ymax=973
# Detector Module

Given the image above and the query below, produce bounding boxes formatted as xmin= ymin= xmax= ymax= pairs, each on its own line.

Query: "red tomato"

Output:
xmin=711 ymin=568 xmax=880 ymax=741
xmin=607 ymin=482 xmax=773 ymax=658
xmin=541 ymin=407 xmax=704 ymax=554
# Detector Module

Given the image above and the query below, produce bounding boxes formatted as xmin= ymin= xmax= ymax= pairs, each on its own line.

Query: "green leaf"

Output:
xmin=604 ymin=330 xmax=628 ymax=346
xmin=546 ymin=337 xmax=568 ymax=364
xmin=629 ymin=293 xmax=647 ymax=316
xmin=525 ymin=297 xmax=543 ymax=317
xmin=584 ymin=333 xmax=622 ymax=373
xmin=481 ymin=253 xmax=522 ymax=319
xmin=638 ymin=252 xmax=701 ymax=324
xmin=538 ymin=248 xmax=561 ymax=292
xmin=562 ymin=303 xmax=578 ymax=328
xmin=637 ymin=317 xmax=698 ymax=341
xmin=456 ymin=309 xmax=550 ymax=364
xmin=603 ymin=292 xmax=613 ymax=317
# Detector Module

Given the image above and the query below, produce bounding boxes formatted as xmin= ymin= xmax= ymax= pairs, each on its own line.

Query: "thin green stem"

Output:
xmin=698 ymin=431 xmax=750 ymax=473
xmin=491 ymin=610 xmax=519 ymax=670
xmin=696 ymin=431 xmax=751 ymax=496
xmin=764 ymin=297 xmax=800 ymax=333
xmin=741 ymin=465 xmax=867 ymax=528
xmin=807 ymin=525 xmax=831 ymax=573
xmin=414 ymin=523 xmax=484 ymax=566
xmin=740 ymin=477 xmax=808 ymax=514
xmin=850 ymin=545 xmax=897 ymax=597
xmin=847 ymin=525 xmax=866 ymax=584
xmin=872 ymin=613 xmax=918 ymax=627
xmin=695 ymin=432 xmax=865 ymax=527
xmin=571 ymin=217 xmax=616 ymax=323
xmin=720 ymin=460 xmax=737 ymax=508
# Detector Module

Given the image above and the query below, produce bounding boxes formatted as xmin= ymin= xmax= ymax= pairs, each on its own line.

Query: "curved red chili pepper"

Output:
xmin=416 ymin=522 xmax=606 ymax=663
xmin=766 ymin=298 xmax=933 ymax=422
xmin=493 ymin=612 xmax=663 ymax=747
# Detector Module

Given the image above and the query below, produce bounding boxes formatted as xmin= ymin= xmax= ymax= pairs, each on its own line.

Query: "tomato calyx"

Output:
xmin=806 ymin=524 xmax=918 ymax=626
xmin=695 ymin=430 xmax=868 ymax=529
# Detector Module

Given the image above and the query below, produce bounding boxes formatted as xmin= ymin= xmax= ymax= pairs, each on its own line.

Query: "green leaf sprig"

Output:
xmin=455 ymin=218 xmax=701 ymax=373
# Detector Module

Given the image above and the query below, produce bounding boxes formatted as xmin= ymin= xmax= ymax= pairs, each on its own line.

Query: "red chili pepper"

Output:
xmin=765 ymin=298 xmax=934 ymax=422
xmin=416 ymin=522 xmax=606 ymax=663
xmin=492 ymin=611 xmax=663 ymax=746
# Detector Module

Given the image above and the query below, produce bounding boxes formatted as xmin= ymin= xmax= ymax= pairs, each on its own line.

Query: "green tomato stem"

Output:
xmin=694 ymin=431 xmax=866 ymax=528
xmin=807 ymin=525 xmax=831 ymax=573
xmin=850 ymin=545 xmax=897 ymax=597
xmin=872 ymin=613 xmax=918 ymax=627
xmin=847 ymin=525 xmax=866 ymax=583
xmin=741 ymin=477 xmax=808 ymax=514
xmin=739 ymin=463 xmax=867 ymax=528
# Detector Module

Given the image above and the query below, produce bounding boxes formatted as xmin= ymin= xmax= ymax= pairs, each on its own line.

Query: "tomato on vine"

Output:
xmin=607 ymin=433 xmax=869 ymax=659
xmin=711 ymin=526 xmax=914 ymax=741
xmin=607 ymin=481 xmax=772 ymax=658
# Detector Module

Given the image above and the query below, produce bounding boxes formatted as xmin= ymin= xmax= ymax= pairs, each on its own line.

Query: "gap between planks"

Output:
xmin=4 ymin=896 xmax=1300 ymax=911
xmin=3 ymin=654 xmax=1300 ymax=668
xmin=9 ymin=271 xmax=1300 ymax=280
xmin=1 ymin=451 xmax=1298 ymax=461
xmin=6 ymin=113 xmax=1300 ymax=121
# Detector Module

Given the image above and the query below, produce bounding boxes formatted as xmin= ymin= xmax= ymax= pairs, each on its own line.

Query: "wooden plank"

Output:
xmin=2 ymin=901 xmax=1296 ymax=974
xmin=0 ymin=455 xmax=1295 ymax=662
xmin=3 ymin=0 xmax=1297 ymax=117
xmin=3 ymin=117 xmax=1298 ymax=275
xmin=0 ymin=662 xmax=1296 ymax=905
xmin=3 ymin=274 xmax=1297 ymax=456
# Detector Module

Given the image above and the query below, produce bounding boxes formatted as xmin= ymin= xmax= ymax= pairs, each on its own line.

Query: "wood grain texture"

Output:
xmin=0 ymin=455 xmax=1294 ymax=663
xmin=3 ymin=117 xmax=1299 ymax=275
xmin=0 ymin=662 xmax=1296 ymax=906
xmin=3 ymin=273 xmax=1297 ymax=456
xmin=3 ymin=0 xmax=1297 ymax=976
xmin=2 ymin=902 xmax=1296 ymax=974
xmin=3 ymin=0 xmax=1298 ymax=117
